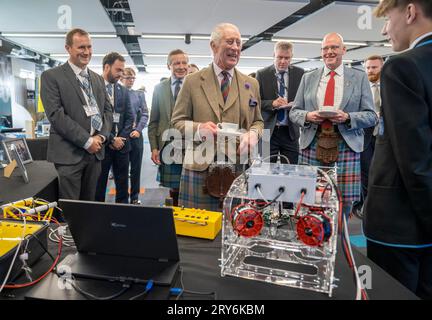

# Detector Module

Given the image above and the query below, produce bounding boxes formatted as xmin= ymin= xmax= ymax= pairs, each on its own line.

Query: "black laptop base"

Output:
xmin=57 ymin=253 xmax=179 ymax=286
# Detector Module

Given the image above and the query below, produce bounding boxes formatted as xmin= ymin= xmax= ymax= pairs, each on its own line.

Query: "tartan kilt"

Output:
xmin=157 ymin=164 xmax=182 ymax=189
xmin=299 ymin=136 xmax=361 ymax=204
xmin=178 ymin=168 xmax=221 ymax=212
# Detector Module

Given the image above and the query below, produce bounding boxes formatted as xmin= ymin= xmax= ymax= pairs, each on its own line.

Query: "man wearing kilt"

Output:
xmin=148 ymin=49 xmax=189 ymax=206
xmin=171 ymin=23 xmax=264 ymax=211
xmin=290 ymin=33 xmax=377 ymax=218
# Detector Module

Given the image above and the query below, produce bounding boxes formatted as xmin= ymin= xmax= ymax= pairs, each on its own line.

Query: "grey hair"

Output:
xmin=210 ymin=23 xmax=240 ymax=45
xmin=274 ymin=41 xmax=293 ymax=53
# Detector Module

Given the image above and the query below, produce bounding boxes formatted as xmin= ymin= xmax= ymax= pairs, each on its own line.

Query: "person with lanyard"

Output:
xmin=148 ymin=49 xmax=189 ymax=206
xmin=256 ymin=41 xmax=304 ymax=165
xmin=121 ymin=68 xmax=149 ymax=205
xmin=364 ymin=0 xmax=432 ymax=300
xmin=352 ymin=55 xmax=384 ymax=218
xmin=289 ymin=32 xmax=377 ymax=219
xmin=171 ymin=23 xmax=263 ymax=211
xmin=40 ymin=28 xmax=112 ymax=201
xmin=95 ymin=52 xmax=133 ymax=204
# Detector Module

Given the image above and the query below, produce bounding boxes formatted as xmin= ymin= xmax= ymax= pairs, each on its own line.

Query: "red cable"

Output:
xmin=294 ymin=192 xmax=306 ymax=218
xmin=3 ymin=214 xmax=63 ymax=289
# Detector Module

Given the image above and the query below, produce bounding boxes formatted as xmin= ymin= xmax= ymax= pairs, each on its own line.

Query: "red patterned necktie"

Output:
xmin=221 ymin=71 xmax=230 ymax=103
xmin=323 ymin=70 xmax=336 ymax=106
xmin=322 ymin=70 xmax=336 ymax=128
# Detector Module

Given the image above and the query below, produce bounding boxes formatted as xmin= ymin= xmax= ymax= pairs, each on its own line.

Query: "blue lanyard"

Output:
xmin=416 ymin=39 xmax=432 ymax=48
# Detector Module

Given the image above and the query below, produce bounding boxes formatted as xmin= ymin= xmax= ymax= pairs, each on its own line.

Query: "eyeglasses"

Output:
xmin=321 ymin=45 xmax=340 ymax=52
xmin=123 ymin=76 xmax=136 ymax=80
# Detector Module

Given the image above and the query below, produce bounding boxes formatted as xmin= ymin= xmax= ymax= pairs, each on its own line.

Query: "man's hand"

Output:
xmin=93 ymin=134 xmax=104 ymax=145
xmin=111 ymin=137 xmax=126 ymax=150
xmin=130 ymin=130 xmax=141 ymax=139
xmin=87 ymin=138 xmax=102 ymax=154
xmin=151 ymin=149 xmax=161 ymax=165
xmin=238 ymin=131 xmax=258 ymax=155
xmin=272 ymin=97 xmax=289 ymax=109
xmin=199 ymin=122 xmax=218 ymax=140
xmin=327 ymin=110 xmax=349 ymax=124
xmin=306 ymin=111 xmax=325 ymax=124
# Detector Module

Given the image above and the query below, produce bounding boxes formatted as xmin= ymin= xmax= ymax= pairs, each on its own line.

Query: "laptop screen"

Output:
xmin=59 ymin=199 xmax=179 ymax=262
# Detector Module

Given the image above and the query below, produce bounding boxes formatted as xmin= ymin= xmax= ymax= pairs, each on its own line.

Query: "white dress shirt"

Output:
xmin=317 ymin=64 xmax=344 ymax=109
xmin=213 ymin=62 xmax=234 ymax=87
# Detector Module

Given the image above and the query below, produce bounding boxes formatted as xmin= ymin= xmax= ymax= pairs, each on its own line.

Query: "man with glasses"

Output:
xmin=121 ymin=68 xmax=149 ymax=204
xmin=290 ymin=32 xmax=377 ymax=219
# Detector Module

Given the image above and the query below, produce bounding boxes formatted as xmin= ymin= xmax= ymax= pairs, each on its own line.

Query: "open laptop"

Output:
xmin=57 ymin=199 xmax=180 ymax=286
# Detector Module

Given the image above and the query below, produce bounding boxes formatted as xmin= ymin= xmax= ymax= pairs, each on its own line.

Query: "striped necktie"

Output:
xmin=79 ymin=70 xmax=102 ymax=131
xmin=277 ymin=71 xmax=286 ymax=122
xmin=221 ymin=71 xmax=230 ymax=103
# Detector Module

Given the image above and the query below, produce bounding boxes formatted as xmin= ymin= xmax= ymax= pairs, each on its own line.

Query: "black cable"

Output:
xmin=70 ymin=278 xmax=131 ymax=300
xmin=31 ymin=233 xmax=56 ymax=262
xmin=253 ymin=186 xmax=285 ymax=210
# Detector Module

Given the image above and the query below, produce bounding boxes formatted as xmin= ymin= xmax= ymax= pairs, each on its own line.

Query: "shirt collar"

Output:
xmin=274 ymin=65 xmax=289 ymax=74
xmin=213 ymin=62 xmax=234 ymax=79
xmin=171 ymin=76 xmax=184 ymax=86
xmin=410 ymin=31 xmax=432 ymax=49
xmin=370 ymin=81 xmax=380 ymax=87
xmin=324 ymin=64 xmax=344 ymax=77
xmin=68 ymin=60 xmax=88 ymax=76
xmin=104 ymin=80 xmax=116 ymax=89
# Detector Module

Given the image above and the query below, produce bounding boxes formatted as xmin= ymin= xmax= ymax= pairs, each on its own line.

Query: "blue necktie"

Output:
xmin=106 ymin=83 xmax=113 ymax=97
xmin=174 ymin=79 xmax=182 ymax=101
xmin=277 ymin=71 xmax=286 ymax=122
xmin=79 ymin=70 xmax=102 ymax=131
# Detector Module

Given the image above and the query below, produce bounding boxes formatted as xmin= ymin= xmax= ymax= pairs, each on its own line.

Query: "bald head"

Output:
xmin=322 ymin=33 xmax=345 ymax=46
xmin=321 ymin=32 xmax=347 ymax=70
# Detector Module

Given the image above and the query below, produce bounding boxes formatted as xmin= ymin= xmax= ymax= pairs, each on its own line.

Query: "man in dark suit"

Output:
xmin=95 ymin=52 xmax=133 ymax=203
xmin=121 ymin=68 xmax=149 ymax=204
xmin=256 ymin=41 xmax=304 ymax=164
xmin=352 ymin=55 xmax=383 ymax=218
xmin=364 ymin=0 xmax=432 ymax=299
xmin=41 ymin=28 xmax=112 ymax=201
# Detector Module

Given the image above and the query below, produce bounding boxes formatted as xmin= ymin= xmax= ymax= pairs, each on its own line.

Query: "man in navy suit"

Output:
xmin=364 ymin=0 xmax=432 ymax=299
xmin=290 ymin=33 xmax=377 ymax=218
xmin=95 ymin=52 xmax=133 ymax=203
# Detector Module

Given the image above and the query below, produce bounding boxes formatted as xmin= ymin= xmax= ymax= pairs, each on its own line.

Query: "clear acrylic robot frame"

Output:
xmin=221 ymin=162 xmax=340 ymax=297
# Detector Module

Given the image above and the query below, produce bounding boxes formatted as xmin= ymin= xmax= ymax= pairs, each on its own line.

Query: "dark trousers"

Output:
xmin=354 ymin=136 xmax=376 ymax=210
xmin=55 ymin=153 xmax=101 ymax=201
xmin=270 ymin=126 xmax=299 ymax=164
xmin=129 ymin=135 xmax=143 ymax=202
xmin=95 ymin=147 xmax=129 ymax=203
xmin=367 ymin=240 xmax=432 ymax=299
